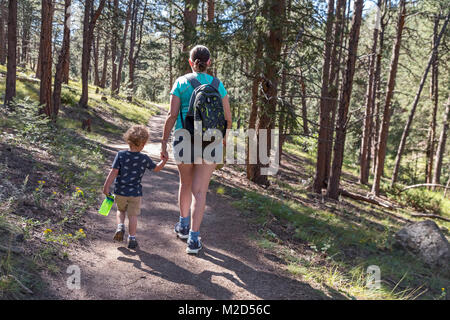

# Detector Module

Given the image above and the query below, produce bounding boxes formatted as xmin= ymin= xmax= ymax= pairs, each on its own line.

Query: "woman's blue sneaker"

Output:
xmin=186 ymin=239 xmax=202 ymax=254
xmin=174 ymin=222 xmax=189 ymax=240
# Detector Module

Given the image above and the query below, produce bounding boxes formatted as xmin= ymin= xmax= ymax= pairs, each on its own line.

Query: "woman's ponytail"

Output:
xmin=190 ymin=45 xmax=210 ymax=73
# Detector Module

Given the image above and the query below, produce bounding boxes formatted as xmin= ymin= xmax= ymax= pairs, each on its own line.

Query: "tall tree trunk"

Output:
xmin=313 ymin=0 xmax=335 ymax=193
xmin=110 ymin=0 xmax=119 ymax=93
xmin=79 ymin=0 xmax=106 ymax=108
xmin=246 ymin=29 xmax=263 ymax=180
xmin=250 ymin=0 xmax=285 ymax=185
xmin=324 ymin=0 xmax=346 ymax=184
xmin=299 ymin=67 xmax=309 ymax=135
xmin=100 ymin=42 xmax=109 ymax=88
xmin=115 ymin=0 xmax=133 ymax=94
xmin=39 ymin=0 xmax=54 ymax=117
xmin=371 ymin=2 xmax=387 ymax=175
xmin=20 ymin=3 xmax=32 ymax=66
xmin=390 ymin=12 xmax=449 ymax=187
xmin=53 ymin=0 xmax=71 ymax=119
xmin=93 ymin=32 xmax=100 ymax=87
xmin=432 ymin=96 xmax=450 ymax=187
xmin=425 ymin=15 xmax=441 ymax=185
xmin=4 ymin=0 xmax=16 ymax=105
xmin=372 ymin=0 xmax=406 ymax=196
xmin=326 ymin=0 xmax=364 ymax=200
xmin=180 ymin=0 xmax=199 ymax=74
xmin=0 ymin=1 xmax=6 ymax=65
xmin=360 ymin=0 xmax=381 ymax=184
xmin=168 ymin=1 xmax=173 ymax=89
xmin=128 ymin=0 xmax=147 ymax=99
xmin=206 ymin=0 xmax=214 ymax=76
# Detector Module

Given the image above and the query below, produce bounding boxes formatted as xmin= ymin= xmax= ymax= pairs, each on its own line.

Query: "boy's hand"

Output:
xmin=103 ymin=186 xmax=110 ymax=196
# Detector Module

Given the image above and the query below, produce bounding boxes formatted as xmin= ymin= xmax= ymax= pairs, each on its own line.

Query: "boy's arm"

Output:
xmin=103 ymin=168 xmax=119 ymax=195
xmin=153 ymin=159 xmax=167 ymax=172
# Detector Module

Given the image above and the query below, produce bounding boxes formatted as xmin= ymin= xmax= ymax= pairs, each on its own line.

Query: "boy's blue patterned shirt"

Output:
xmin=112 ymin=150 xmax=156 ymax=197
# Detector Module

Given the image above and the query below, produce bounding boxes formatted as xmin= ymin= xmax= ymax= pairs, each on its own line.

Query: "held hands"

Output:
xmin=160 ymin=141 xmax=169 ymax=162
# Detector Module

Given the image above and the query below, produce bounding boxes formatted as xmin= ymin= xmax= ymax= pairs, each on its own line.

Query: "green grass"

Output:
xmin=0 ymin=67 xmax=161 ymax=299
xmin=222 ymin=173 xmax=449 ymax=300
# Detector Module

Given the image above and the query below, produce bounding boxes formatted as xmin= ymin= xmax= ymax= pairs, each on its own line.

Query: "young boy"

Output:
xmin=103 ymin=125 xmax=167 ymax=249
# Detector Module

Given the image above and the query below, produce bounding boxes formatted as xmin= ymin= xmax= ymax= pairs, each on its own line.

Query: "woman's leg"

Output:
xmin=190 ymin=163 xmax=217 ymax=232
xmin=177 ymin=163 xmax=194 ymax=218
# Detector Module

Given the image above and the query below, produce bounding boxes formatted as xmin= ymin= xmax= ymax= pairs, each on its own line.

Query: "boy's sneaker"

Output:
xmin=113 ymin=225 xmax=125 ymax=242
xmin=128 ymin=237 xmax=138 ymax=249
xmin=186 ymin=239 xmax=202 ymax=254
xmin=174 ymin=222 xmax=189 ymax=240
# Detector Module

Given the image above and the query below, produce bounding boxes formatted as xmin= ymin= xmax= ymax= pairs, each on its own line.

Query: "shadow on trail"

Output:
xmin=199 ymin=247 xmax=346 ymax=300
xmin=116 ymin=247 xmax=235 ymax=299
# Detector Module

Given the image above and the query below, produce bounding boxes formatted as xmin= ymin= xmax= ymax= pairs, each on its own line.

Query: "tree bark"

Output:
xmin=432 ymin=96 xmax=450 ymax=187
xmin=93 ymin=32 xmax=100 ymax=87
xmin=371 ymin=2 xmax=387 ymax=175
xmin=53 ymin=0 xmax=71 ymax=119
xmin=390 ymin=12 xmax=449 ymax=187
xmin=110 ymin=0 xmax=119 ymax=93
xmin=313 ymin=0 xmax=335 ymax=193
xmin=79 ymin=0 xmax=106 ymax=108
xmin=326 ymin=0 xmax=364 ymax=200
xmin=360 ymin=0 xmax=381 ymax=184
xmin=0 ymin=1 xmax=6 ymax=65
xmin=180 ymin=0 xmax=200 ymax=74
xmin=4 ymin=0 xmax=16 ymax=106
xmin=372 ymin=0 xmax=406 ymax=196
xmin=324 ymin=0 xmax=346 ymax=184
xmin=39 ymin=0 xmax=54 ymax=117
xmin=248 ymin=0 xmax=285 ymax=185
xmin=128 ymin=0 xmax=147 ymax=99
xmin=425 ymin=15 xmax=441 ymax=185
xmin=115 ymin=0 xmax=133 ymax=94
xmin=100 ymin=41 xmax=109 ymax=88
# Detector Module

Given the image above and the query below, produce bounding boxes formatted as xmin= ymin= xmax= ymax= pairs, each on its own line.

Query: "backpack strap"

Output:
xmin=211 ymin=77 xmax=220 ymax=91
xmin=179 ymin=74 xmax=201 ymax=129
xmin=185 ymin=73 xmax=202 ymax=89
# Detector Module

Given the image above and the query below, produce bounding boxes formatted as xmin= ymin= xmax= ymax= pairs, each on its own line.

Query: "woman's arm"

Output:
xmin=222 ymin=95 xmax=232 ymax=144
xmin=161 ymin=94 xmax=181 ymax=160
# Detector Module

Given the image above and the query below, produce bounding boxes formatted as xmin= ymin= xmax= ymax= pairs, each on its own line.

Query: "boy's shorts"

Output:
xmin=115 ymin=195 xmax=142 ymax=216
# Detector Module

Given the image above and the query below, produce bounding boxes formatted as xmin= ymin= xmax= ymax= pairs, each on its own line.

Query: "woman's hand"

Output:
xmin=160 ymin=141 xmax=169 ymax=161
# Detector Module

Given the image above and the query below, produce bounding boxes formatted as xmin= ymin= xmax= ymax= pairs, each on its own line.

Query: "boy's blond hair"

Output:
xmin=123 ymin=125 xmax=149 ymax=147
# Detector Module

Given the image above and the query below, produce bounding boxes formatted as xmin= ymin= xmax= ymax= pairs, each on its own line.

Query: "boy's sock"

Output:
xmin=118 ymin=223 xmax=125 ymax=229
xmin=188 ymin=230 xmax=200 ymax=243
xmin=179 ymin=216 xmax=190 ymax=228
xmin=128 ymin=235 xmax=136 ymax=240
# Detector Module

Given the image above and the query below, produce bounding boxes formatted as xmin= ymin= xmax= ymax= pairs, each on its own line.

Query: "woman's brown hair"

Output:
xmin=190 ymin=45 xmax=210 ymax=73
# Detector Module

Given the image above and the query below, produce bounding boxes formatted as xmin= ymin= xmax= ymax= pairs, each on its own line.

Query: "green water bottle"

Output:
xmin=99 ymin=194 xmax=115 ymax=216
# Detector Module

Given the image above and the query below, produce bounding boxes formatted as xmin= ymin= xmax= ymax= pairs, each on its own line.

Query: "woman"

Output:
xmin=160 ymin=45 xmax=232 ymax=254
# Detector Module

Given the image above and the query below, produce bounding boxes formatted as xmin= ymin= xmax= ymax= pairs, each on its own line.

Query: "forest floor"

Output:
xmin=0 ymin=70 xmax=449 ymax=299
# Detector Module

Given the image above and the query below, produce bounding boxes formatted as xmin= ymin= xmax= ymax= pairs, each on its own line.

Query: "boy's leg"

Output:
xmin=116 ymin=210 xmax=126 ymax=225
xmin=114 ymin=196 xmax=127 ymax=242
xmin=128 ymin=216 xmax=138 ymax=237
xmin=126 ymin=197 xmax=141 ymax=249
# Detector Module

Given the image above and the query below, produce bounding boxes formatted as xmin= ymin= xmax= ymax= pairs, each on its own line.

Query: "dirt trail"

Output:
xmin=44 ymin=106 xmax=331 ymax=300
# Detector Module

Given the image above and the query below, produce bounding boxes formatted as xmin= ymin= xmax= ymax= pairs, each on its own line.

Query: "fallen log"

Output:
xmin=339 ymin=189 xmax=394 ymax=209
xmin=410 ymin=213 xmax=450 ymax=222
xmin=399 ymin=183 xmax=450 ymax=193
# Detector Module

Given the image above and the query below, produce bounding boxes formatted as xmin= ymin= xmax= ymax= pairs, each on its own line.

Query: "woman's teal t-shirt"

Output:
xmin=170 ymin=72 xmax=227 ymax=130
